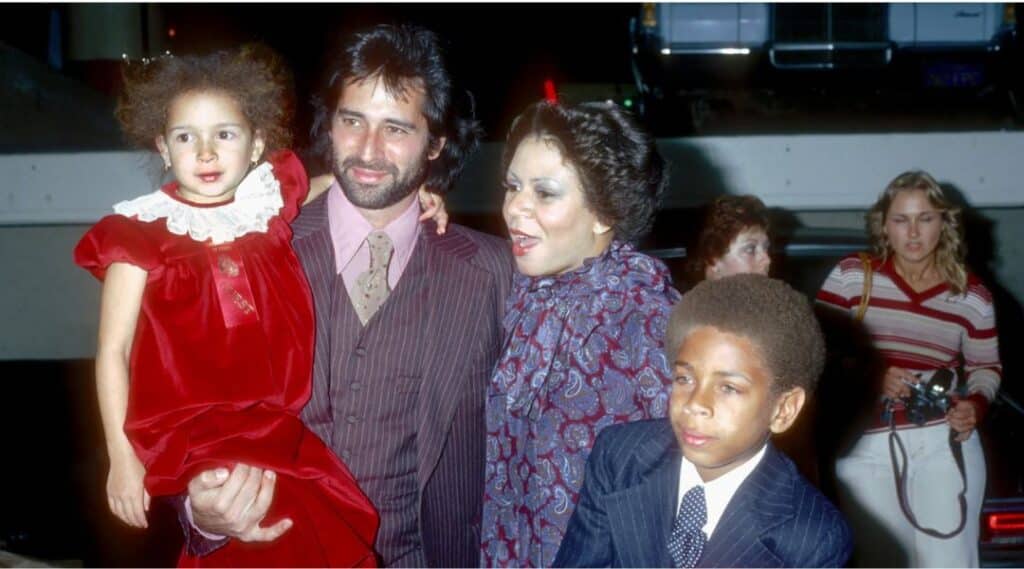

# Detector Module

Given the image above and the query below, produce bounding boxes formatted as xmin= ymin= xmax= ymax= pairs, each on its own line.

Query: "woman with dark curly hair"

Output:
xmin=481 ymin=101 xmax=681 ymax=567
xmin=74 ymin=45 xmax=379 ymax=566
xmin=816 ymin=171 xmax=1000 ymax=567
xmin=691 ymin=194 xmax=771 ymax=283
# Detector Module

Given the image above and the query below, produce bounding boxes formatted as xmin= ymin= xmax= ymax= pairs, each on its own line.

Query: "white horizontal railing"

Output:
xmin=1 ymin=151 xmax=164 ymax=224
xmin=654 ymin=130 xmax=1024 ymax=210
xmin=2 ymin=130 xmax=1023 ymax=225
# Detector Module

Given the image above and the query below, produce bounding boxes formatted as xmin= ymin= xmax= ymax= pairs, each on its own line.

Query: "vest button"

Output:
xmin=355 ymin=346 xmax=367 ymax=357
xmin=341 ymin=450 xmax=351 ymax=461
xmin=351 ymin=381 xmax=362 ymax=391
xmin=346 ymin=415 xmax=359 ymax=424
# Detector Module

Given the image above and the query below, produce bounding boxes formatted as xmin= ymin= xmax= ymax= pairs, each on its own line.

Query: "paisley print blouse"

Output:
xmin=481 ymin=240 xmax=680 ymax=567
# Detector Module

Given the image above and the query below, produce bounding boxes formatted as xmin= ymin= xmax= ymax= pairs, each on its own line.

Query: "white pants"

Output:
xmin=835 ymin=422 xmax=986 ymax=568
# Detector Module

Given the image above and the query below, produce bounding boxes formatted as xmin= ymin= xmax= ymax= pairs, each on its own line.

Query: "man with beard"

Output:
xmin=180 ymin=24 xmax=513 ymax=567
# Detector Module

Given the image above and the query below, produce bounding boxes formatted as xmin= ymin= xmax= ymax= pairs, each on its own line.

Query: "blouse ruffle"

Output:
xmin=497 ymin=240 xmax=679 ymax=412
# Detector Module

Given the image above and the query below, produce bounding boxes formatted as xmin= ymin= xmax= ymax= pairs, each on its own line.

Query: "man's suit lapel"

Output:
xmin=605 ymin=425 xmax=679 ymax=568
xmin=291 ymin=193 xmax=332 ymax=324
xmin=291 ymin=194 xmax=341 ymax=443
xmin=413 ymin=226 xmax=493 ymax=492
xmin=698 ymin=444 xmax=795 ymax=568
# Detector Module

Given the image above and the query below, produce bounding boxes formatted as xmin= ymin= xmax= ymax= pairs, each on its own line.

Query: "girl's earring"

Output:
xmin=163 ymin=162 xmax=171 ymax=172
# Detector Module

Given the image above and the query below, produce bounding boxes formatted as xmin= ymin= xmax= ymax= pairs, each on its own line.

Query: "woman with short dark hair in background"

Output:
xmin=816 ymin=170 xmax=1000 ymax=567
xmin=690 ymin=194 xmax=771 ymax=283
xmin=481 ymin=101 xmax=680 ymax=567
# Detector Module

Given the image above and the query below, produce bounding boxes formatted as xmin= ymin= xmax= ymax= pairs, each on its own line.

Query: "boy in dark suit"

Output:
xmin=554 ymin=274 xmax=852 ymax=568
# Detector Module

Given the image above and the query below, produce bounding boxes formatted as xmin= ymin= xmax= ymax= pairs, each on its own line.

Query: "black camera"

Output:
xmin=882 ymin=368 xmax=956 ymax=426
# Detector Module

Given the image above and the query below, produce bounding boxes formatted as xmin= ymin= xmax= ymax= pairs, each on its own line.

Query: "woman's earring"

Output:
xmin=163 ymin=162 xmax=170 ymax=172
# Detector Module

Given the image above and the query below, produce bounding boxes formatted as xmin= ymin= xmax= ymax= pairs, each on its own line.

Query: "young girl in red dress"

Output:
xmin=74 ymin=45 xmax=397 ymax=567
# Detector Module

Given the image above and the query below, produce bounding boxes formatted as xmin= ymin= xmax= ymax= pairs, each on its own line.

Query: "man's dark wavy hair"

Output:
xmin=501 ymin=101 xmax=667 ymax=244
xmin=309 ymin=24 xmax=482 ymax=195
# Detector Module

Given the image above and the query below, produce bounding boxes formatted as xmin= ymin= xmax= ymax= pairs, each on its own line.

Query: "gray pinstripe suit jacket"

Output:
xmin=554 ymin=419 xmax=852 ymax=568
xmin=292 ymin=192 xmax=512 ymax=567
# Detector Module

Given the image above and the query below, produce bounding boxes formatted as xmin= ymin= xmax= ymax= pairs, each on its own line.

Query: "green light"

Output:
xmin=623 ymin=98 xmax=633 ymax=108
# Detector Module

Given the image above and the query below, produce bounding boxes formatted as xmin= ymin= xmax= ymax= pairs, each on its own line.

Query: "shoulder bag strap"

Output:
xmin=854 ymin=252 xmax=873 ymax=322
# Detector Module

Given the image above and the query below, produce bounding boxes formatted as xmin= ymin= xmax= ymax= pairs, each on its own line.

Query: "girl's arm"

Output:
xmin=303 ymin=173 xmax=449 ymax=233
xmin=95 ymin=262 xmax=151 ymax=528
xmin=416 ymin=188 xmax=449 ymax=235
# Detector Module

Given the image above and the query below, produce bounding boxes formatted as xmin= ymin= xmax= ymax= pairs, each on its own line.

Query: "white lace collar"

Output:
xmin=113 ymin=162 xmax=283 ymax=245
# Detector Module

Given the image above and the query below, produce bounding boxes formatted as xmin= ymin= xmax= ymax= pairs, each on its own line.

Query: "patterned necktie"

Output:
xmin=668 ymin=485 xmax=708 ymax=568
xmin=351 ymin=230 xmax=393 ymax=325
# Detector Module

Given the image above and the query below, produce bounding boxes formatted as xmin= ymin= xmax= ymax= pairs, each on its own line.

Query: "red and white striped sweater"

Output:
xmin=817 ymin=253 xmax=1001 ymax=431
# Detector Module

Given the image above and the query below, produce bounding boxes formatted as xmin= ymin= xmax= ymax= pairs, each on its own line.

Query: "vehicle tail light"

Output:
xmin=988 ymin=512 xmax=1024 ymax=533
xmin=543 ymin=79 xmax=557 ymax=103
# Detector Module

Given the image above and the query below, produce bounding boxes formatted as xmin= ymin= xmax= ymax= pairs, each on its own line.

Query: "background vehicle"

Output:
xmin=631 ymin=3 xmax=1022 ymax=132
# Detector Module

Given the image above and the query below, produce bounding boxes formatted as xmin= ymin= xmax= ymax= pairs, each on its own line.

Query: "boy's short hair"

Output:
xmin=665 ymin=274 xmax=826 ymax=394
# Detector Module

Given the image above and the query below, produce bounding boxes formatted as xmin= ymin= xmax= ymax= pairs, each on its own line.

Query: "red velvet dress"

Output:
xmin=74 ymin=151 xmax=379 ymax=567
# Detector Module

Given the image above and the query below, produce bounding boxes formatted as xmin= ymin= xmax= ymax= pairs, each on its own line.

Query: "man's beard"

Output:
xmin=333 ymin=151 xmax=429 ymax=210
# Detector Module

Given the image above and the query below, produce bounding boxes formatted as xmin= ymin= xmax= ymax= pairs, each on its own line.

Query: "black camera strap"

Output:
xmin=887 ymin=422 xmax=968 ymax=539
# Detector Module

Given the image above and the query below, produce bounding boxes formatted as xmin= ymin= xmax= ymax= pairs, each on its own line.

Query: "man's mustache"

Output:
xmin=340 ymin=157 xmax=399 ymax=178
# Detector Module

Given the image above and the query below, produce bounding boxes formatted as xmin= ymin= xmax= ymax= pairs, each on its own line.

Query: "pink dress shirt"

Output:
xmin=327 ymin=183 xmax=422 ymax=291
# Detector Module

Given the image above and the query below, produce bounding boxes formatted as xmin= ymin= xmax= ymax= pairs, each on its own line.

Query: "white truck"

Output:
xmin=631 ymin=3 xmax=1020 ymax=130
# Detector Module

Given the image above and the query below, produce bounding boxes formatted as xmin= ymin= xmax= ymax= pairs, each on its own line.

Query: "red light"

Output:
xmin=543 ymin=79 xmax=557 ymax=103
xmin=168 ymin=27 xmax=176 ymax=38
xmin=988 ymin=513 xmax=1024 ymax=531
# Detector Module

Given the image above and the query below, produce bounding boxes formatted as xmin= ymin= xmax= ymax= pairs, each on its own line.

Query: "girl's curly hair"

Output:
xmin=116 ymin=44 xmax=295 ymax=153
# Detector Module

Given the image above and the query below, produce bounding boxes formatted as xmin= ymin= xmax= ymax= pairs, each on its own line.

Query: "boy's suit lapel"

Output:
xmin=698 ymin=443 xmax=795 ymax=568
xmin=604 ymin=424 xmax=679 ymax=568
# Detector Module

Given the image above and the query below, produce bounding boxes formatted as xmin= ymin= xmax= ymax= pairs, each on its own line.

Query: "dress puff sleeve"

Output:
xmin=73 ymin=215 xmax=163 ymax=282
xmin=268 ymin=149 xmax=310 ymax=224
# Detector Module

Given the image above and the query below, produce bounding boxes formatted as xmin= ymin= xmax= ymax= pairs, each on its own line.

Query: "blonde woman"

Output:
xmin=816 ymin=171 xmax=1001 ymax=567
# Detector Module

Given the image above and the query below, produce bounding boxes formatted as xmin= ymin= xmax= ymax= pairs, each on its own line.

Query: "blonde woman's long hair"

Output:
xmin=866 ymin=170 xmax=968 ymax=295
